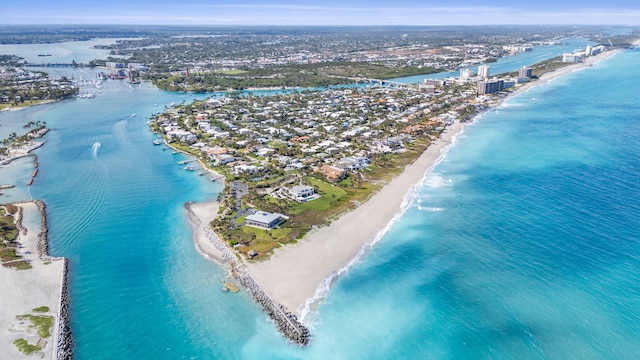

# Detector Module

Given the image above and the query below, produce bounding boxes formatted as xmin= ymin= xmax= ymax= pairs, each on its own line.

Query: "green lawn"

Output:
xmin=214 ymin=141 xmax=434 ymax=259
xmin=219 ymin=69 xmax=248 ymax=75
xmin=291 ymin=177 xmax=347 ymax=214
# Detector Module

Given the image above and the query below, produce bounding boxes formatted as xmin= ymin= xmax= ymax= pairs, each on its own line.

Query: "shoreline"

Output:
xmin=185 ymin=200 xmax=311 ymax=345
xmin=240 ymin=47 xmax=625 ymax=315
xmin=185 ymin=47 xmax=625 ymax=334
xmin=0 ymin=99 xmax=57 ymax=113
xmin=186 ymin=199 xmax=225 ymax=264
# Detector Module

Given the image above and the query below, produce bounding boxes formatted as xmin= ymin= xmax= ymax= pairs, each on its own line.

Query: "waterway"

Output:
xmin=1 ymin=36 xmax=639 ymax=359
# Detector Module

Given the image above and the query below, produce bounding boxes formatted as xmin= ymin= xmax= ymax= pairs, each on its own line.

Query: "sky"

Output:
xmin=3 ymin=0 xmax=640 ymax=26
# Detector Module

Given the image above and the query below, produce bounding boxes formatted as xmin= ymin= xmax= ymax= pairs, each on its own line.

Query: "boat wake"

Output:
xmin=91 ymin=141 xmax=101 ymax=159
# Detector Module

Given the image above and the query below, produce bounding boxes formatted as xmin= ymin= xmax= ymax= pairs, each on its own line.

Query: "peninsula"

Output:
xmin=156 ymin=41 xmax=626 ymax=343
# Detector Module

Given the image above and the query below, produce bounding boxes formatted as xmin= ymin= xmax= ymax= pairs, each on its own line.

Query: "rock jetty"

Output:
xmin=185 ymin=202 xmax=310 ymax=346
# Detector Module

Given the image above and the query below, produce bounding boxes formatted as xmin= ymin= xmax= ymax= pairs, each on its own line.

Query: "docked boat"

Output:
xmin=153 ymin=139 xmax=162 ymax=145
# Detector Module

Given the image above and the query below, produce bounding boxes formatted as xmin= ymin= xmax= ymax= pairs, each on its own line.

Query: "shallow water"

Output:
xmin=1 ymin=39 xmax=638 ymax=359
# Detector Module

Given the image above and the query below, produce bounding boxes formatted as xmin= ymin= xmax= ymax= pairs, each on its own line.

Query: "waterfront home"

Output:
xmin=245 ymin=211 xmax=285 ymax=229
xmin=212 ymin=154 xmax=235 ymax=165
xmin=287 ymin=185 xmax=316 ymax=202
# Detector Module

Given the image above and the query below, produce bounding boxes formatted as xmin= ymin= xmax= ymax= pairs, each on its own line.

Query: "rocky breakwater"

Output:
xmin=185 ymin=202 xmax=310 ymax=346
xmin=29 ymin=199 xmax=73 ymax=360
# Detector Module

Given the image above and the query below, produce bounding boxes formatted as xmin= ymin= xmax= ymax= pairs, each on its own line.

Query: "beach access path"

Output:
xmin=0 ymin=203 xmax=65 ymax=360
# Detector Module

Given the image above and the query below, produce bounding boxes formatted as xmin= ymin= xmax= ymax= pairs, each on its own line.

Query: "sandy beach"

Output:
xmin=241 ymin=48 xmax=624 ymax=315
xmin=186 ymin=47 xmax=625 ymax=318
xmin=0 ymin=203 xmax=65 ymax=360
xmin=188 ymin=199 xmax=225 ymax=263
xmin=513 ymin=47 xmax=622 ymax=95
xmin=245 ymin=119 xmax=463 ymax=313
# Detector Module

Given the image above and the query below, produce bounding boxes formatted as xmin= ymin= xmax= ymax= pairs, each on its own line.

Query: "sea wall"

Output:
xmin=56 ymin=258 xmax=73 ymax=360
xmin=24 ymin=199 xmax=73 ymax=360
xmin=185 ymin=202 xmax=310 ymax=346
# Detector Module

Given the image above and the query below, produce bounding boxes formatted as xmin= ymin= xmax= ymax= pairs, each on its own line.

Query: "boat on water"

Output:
xmin=153 ymin=139 xmax=162 ymax=145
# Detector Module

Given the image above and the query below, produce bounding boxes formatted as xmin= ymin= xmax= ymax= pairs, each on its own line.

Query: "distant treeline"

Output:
xmin=147 ymin=62 xmax=440 ymax=91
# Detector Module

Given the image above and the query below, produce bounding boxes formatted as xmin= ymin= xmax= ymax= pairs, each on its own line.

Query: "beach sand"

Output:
xmin=188 ymin=199 xmax=225 ymax=263
xmin=246 ymin=120 xmax=463 ymax=313
xmin=0 ymin=203 xmax=65 ymax=360
xmin=192 ymin=48 xmax=624 ymax=316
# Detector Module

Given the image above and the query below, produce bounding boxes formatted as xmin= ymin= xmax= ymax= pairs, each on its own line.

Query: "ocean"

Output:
xmin=1 ymin=41 xmax=639 ymax=359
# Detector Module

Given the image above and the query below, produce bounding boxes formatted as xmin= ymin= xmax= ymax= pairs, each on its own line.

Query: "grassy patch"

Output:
xmin=17 ymin=314 xmax=53 ymax=338
xmin=290 ymin=177 xmax=347 ymax=214
xmin=13 ymin=338 xmax=41 ymax=355
xmin=214 ymin=141 xmax=436 ymax=259
xmin=32 ymin=306 xmax=50 ymax=313
xmin=219 ymin=69 xmax=248 ymax=75
xmin=13 ymin=261 xmax=33 ymax=270
xmin=1 ymin=248 xmax=20 ymax=261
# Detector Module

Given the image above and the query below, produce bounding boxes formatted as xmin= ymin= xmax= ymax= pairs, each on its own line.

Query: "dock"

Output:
xmin=177 ymin=159 xmax=198 ymax=165
xmin=183 ymin=165 xmax=203 ymax=171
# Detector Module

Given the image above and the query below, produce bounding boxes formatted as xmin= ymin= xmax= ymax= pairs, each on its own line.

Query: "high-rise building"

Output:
xmin=518 ymin=66 xmax=533 ymax=78
xmin=585 ymin=45 xmax=593 ymax=56
xmin=478 ymin=65 xmax=490 ymax=79
xmin=477 ymin=79 xmax=504 ymax=95
xmin=460 ymin=68 xmax=474 ymax=79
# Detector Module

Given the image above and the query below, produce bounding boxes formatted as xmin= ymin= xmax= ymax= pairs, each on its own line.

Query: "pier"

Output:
xmin=183 ymin=165 xmax=203 ymax=171
xmin=177 ymin=159 xmax=198 ymax=165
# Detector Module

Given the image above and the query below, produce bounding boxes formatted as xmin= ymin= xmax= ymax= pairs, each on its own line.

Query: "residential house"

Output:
xmin=287 ymin=185 xmax=316 ymax=202
xmin=245 ymin=211 xmax=284 ymax=229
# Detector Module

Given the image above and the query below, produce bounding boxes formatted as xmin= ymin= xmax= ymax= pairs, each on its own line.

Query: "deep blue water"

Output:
xmin=1 ymin=40 xmax=639 ymax=359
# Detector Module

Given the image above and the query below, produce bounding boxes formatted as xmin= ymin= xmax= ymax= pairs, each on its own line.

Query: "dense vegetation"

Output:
xmin=0 ymin=204 xmax=31 ymax=270
xmin=147 ymin=62 xmax=440 ymax=91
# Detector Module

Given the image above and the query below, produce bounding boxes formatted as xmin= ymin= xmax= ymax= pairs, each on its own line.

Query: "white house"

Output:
xmin=245 ymin=211 xmax=284 ymax=229
xmin=287 ymin=185 xmax=316 ymax=202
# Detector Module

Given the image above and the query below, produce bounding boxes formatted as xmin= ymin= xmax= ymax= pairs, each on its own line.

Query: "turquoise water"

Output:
xmin=1 ymin=40 xmax=639 ymax=359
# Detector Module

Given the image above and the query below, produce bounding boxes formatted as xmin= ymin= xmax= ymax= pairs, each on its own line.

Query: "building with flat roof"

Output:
xmin=245 ymin=211 xmax=284 ymax=229
xmin=287 ymin=185 xmax=316 ymax=202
